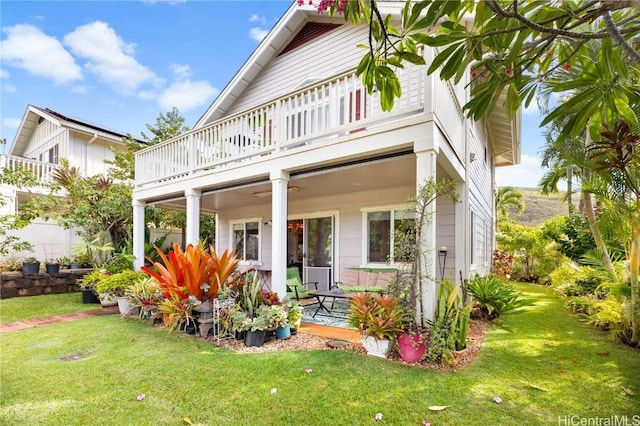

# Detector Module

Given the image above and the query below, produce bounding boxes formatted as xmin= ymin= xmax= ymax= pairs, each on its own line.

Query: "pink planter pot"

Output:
xmin=397 ymin=332 xmax=427 ymax=363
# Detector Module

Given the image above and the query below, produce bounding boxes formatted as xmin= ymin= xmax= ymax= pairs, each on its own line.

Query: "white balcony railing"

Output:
xmin=135 ymin=66 xmax=425 ymax=187
xmin=0 ymin=154 xmax=60 ymax=186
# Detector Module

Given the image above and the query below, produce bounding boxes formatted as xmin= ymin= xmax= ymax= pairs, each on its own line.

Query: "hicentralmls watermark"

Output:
xmin=558 ymin=416 xmax=640 ymax=426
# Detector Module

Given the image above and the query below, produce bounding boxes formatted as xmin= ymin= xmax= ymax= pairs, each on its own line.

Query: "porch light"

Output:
xmin=438 ymin=246 xmax=447 ymax=280
xmin=252 ymin=186 xmax=300 ymax=198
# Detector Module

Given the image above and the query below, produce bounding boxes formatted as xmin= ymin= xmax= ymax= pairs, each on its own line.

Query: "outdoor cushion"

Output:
xmin=339 ymin=284 xmax=386 ymax=293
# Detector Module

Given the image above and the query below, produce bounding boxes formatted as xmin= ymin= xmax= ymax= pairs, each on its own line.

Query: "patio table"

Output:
xmin=308 ymin=289 xmax=354 ymax=318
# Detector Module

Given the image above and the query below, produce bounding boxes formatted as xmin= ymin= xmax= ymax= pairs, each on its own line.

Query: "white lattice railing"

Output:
xmin=135 ymin=65 xmax=425 ymax=187
xmin=0 ymin=154 xmax=60 ymax=185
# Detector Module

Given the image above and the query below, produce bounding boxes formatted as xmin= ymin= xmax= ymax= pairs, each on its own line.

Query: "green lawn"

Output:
xmin=0 ymin=293 xmax=101 ymax=324
xmin=1 ymin=284 xmax=638 ymax=425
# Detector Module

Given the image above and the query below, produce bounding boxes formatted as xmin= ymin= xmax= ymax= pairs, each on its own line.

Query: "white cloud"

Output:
xmin=249 ymin=27 xmax=269 ymax=42
xmin=0 ymin=24 xmax=83 ymax=85
xmin=495 ymin=154 xmax=544 ymax=188
xmin=249 ymin=14 xmax=267 ymax=26
xmin=2 ymin=118 xmax=21 ymax=129
xmin=0 ymin=69 xmax=9 ymax=79
xmin=170 ymin=63 xmax=191 ymax=80
xmin=64 ymin=21 xmax=161 ymax=94
xmin=157 ymin=80 xmax=219 ymax=112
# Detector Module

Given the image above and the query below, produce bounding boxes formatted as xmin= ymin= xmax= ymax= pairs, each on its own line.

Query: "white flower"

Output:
xmin=493 ymin=396 xmax=502 ymax=404
xmin=270 ymin=388 xmax=277 ymax=394
xmin=375 ymin=413 xmax=383 ymax=421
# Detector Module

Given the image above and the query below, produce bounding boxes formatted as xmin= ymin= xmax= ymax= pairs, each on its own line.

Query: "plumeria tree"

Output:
xmin=310 ymin=0 xmax=640 ymax=345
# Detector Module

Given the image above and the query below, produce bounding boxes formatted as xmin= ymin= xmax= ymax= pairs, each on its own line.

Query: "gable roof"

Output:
xmin=194 ymin=2 xmax=520 ymax=166
xmin=8 ymin=105 xmax=141 ymax=156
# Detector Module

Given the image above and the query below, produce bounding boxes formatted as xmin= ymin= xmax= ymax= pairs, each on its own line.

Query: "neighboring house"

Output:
xmin=131 ymin=3 xmax=520 ymax=320
xmin=0 ymin=105 xmax=133 ymax=261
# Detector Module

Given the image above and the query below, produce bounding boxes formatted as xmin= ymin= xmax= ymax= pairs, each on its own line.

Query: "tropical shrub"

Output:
xmin=586 ymin=297 xmax=626 ymax=329
xmin=141 ymin=243 xmax=239 ymax=302
xmin=492 ymin=249 xmax=513 ymax=277
xmin=347 ymin=293 xmax=408 ymax=340
xmin=94 ymin=270 xmax=146 ymax=297
xmin=564 ymin=294 xmax=598 ymax=315
xmin=467 ymin=275 xmax=535 ymax=319
xmin=76 ymin=269 xmax=109 ymax=290
xmin=425 ymin=279 xmax=471 ymax=364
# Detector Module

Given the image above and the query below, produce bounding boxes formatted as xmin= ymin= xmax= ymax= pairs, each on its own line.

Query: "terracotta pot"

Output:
xmin=397 ymin=332 xmax=427 ymax=363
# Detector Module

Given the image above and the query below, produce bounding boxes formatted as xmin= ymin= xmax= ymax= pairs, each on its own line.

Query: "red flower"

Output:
xmin=563 ymin=63 xmax=571 ymax=70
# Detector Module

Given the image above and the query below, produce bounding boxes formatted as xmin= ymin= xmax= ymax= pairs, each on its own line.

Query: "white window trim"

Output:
xmin=361 ymin=203 xmax=413 ymax=267
xmin=228 ymin=217 xmax=262 ymax=266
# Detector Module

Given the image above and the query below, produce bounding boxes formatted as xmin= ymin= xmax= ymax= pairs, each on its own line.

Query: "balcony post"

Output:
xmin=185 ymin=188 xmax=201 ymax=246
xmin=415 ymin=134 xmax=438 ymax=322
xmin=270 ymin=170 xmax=289 ymax=298
xmin=132 ymin=199 xmax=146 ymax=270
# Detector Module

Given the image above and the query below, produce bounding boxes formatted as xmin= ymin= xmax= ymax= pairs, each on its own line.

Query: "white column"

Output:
xmin=132 ymin=199 xmax=146 ymax=270
xmin=270 ymin=170 xmax=289 ymax=298
xmin=415 ymin=145 xmax=438 ymax=322
xmin=185 ymin=188 xmax=201 ymax=246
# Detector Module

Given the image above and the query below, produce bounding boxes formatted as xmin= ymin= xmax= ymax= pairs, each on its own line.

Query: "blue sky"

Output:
xmin=0 ymin=0 xmax=547 ymax=187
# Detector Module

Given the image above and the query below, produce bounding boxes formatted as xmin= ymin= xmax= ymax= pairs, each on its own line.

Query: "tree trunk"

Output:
xmin=630 ymin=226 xmax=639 ymax=347
xmin=581 ymin=190 xmax=617 ymax=281
xmin=567 ymin=165 xmax=573 ymax=213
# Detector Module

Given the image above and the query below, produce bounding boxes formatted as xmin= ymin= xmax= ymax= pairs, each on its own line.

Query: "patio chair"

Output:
xmin=286 ymin=267 xmax=318 ymax=302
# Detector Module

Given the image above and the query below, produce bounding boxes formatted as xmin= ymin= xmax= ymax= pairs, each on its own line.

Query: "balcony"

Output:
xmin=0 ymin=154 xmax=60 ymax=187
xmin=135 ymin=66 xmax=426 ymax=188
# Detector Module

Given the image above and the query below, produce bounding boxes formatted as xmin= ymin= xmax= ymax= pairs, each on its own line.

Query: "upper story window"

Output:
xmin=363 ymin=206 xmax=415 ymax=264
xmin=230 ymin=220 xmax=261 ymax=262
xmin=38 ymin=144 xmax=59 ymax=164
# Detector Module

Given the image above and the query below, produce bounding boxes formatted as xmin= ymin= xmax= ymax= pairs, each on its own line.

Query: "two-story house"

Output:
xmin=1 ymin=105 xmax=132 ymax=261
xmin=131 ymin=2 xmax=520 ymax=320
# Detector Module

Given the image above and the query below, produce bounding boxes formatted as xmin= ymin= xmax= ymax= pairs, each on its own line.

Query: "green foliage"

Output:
xmin=94 ymin=270 xmax=146 ymax=297
xmin=564 ymin=294 xmax=598 ymax=315
xmin=467 ymin=275 xmax=535 ymax=319
xmin=76 ymin=269 xmax=109 ymax=290
xmin=497 ymin=219 xmax=562 ymax=281
xmin=586 ymin=297 xmax=629 ymax=336
xmin=496 ymin=187 xmax=525 ymax=220
xmin=425 ymin=279 xmax=471 ymax=363
xmin=542 ymin=214 xmax=596 ymax=263
xmin=347 ymin=293 xmax=408 ymax=340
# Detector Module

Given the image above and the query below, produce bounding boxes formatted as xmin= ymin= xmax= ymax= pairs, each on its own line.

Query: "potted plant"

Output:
xmin=76 ymin=269 xmax=108 ymax=304
xmin=94 ymin=269 xmax=146 ymax=312
xmin=397 ymin=322 xmax=430 ymax=363
xmin=22 ymin=257 xmax=40 ymax=274
xmin=244 ymin=313 xmax=269 ymax=347
xmin=45 ymin=259 xmax=60 ymax=274
xmin=125 ymin=277 xmax=163 ymax=319
xmin=347 ymin=293 xmax=407 ymax=358
xmin=285 ymin=300 xmax=304 ymax=335
xmin=267 ymin=304 xmax=290 ymax=339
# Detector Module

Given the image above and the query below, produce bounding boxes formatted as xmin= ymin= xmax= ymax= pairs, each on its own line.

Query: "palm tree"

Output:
xmin=495 ymin=187 xmax=525 ymax=220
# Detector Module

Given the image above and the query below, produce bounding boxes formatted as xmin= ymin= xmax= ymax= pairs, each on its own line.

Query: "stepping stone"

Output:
xmin=326 ymin=340 xmax=350 ymax=349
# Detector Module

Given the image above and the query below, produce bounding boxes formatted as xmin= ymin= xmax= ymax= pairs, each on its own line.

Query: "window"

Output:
xmin=231 ymin=221 xmax=260 ymax=261
xmin=365 ymin=208 xmax=415 ymax=264
xmin=49 ymin=144 xmax=59 ymax=164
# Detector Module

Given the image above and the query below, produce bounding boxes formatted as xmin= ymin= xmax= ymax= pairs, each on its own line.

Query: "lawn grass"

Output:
xmin=1 ymin=283 xmax=638 ymax=425
xmin=0 ymin=293 xmax=100 ymax=324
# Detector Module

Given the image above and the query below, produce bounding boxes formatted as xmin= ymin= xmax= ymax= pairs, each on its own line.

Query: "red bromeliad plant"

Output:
xmin=347 ymin=293 xmax=407 ymax=340
xmin=142 ymin=243 xmax=216 ymax=301
xmin=209 ymin=246 xmax=240 ymax=299
xmin=141 ymin=243 xmax=243 ymax=302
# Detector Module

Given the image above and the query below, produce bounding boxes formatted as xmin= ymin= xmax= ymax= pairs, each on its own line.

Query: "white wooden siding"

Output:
xmin=436 ymin=196 xmax=456 ymax=281
xmin=68 ymin=132 xmax=118 ymax=177
xmin=225 ymin=23 xmax=368 ymax=116
xmin=214 ymin=183 xmax=456 ymax=283
xmin=467 ymin=122 xmax=494 ymax=274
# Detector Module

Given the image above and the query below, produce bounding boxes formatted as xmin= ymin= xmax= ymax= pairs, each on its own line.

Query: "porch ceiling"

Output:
xmin=155 ymin=155 xmax=418 ymax=212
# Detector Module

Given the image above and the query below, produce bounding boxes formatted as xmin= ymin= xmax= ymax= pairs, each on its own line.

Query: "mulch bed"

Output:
xmin=208 ymin=319 xmax=489 ymax=371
